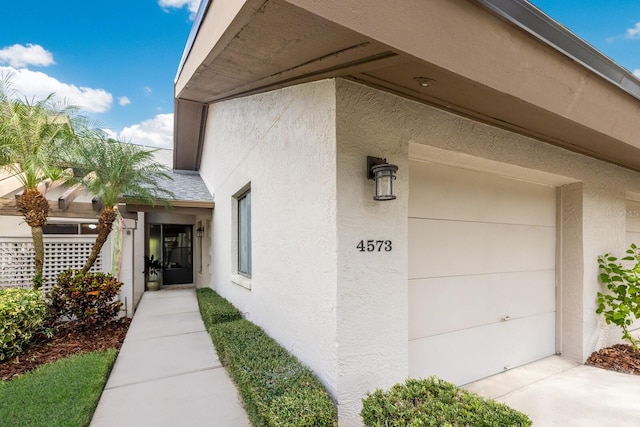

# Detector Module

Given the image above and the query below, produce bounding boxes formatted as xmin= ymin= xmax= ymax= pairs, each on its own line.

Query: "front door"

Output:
xmin=149 ymin=224 xmax=194 ymax=285
xmin=163 ymin=225 xmax=193 ymax=285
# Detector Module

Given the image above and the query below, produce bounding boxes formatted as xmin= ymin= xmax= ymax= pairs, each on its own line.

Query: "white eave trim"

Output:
xmin=174 ymin=0 xmax=211 ymax=84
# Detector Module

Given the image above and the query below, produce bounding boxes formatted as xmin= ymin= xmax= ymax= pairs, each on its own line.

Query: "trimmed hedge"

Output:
xmin=361 ymin=377 xmax=532 ymax=427
xmin=209 ymin=320 xmax=337 ymax=427
xmin=0 ymin=288 xmax=49 ymax=361
xmin=195 ymin=288 xmax=337 ymax=427
xmin=196 ymin=288 xmax=242 ymax=325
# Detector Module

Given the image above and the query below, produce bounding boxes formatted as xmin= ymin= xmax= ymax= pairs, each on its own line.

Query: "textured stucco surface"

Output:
xmin=334 ymin=80 xmax=409 ymax=425
xmin=199 ymin=80 xmax=340 ymax=396
xmin=338 ymin=77 xmax=640 ymax=363
xmin=199 ymin=77 xmax=640 ymax=426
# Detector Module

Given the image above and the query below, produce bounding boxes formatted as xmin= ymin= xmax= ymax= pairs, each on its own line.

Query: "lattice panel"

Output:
xmin=0 ymin=238 xmax=103 ymax=292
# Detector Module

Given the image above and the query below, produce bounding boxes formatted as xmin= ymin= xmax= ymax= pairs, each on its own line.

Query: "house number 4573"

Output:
xmin=357 ymin=240 xmax=392 ymax=252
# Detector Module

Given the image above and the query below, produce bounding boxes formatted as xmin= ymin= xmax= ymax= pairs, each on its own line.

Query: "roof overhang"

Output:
xmin=174 ymin=0 xmax=640 ymax=171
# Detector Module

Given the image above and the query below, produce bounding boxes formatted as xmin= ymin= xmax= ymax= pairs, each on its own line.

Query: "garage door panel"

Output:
xmin=409 ymin=218 xmax=556 ymax=279
xmin=409 ymin=160 xmax=556 ymax=227
xmin=409 ymin=313 xmax=556 ymax=386
xmin=409 ymin=270 xmax=556 ymax=340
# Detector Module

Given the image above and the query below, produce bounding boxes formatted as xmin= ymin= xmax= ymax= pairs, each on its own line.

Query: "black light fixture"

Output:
xmin=196 ymin=225 xmax=204 ymax=238
xmin=367 ymin=156 xmax=398 ymax=201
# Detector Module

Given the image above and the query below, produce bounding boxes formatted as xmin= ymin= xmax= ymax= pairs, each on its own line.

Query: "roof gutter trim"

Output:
xmin=174 ymin=0 xmax=211 ymax=84
xmin=476 ymin=0 xmax=640 ymax=101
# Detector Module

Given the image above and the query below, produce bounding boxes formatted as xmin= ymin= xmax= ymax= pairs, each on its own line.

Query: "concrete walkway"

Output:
xmin=465 ymin=356 xmax=640 ymax=427
xmin=91 ymin=288 xmax=250 ymax=427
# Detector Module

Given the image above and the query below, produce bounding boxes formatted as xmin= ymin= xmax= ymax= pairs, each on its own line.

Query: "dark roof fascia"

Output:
xmin=476 ymin=0 xmax=640 ymax=100
xmin=174 ymin=0 xmax=212 ymax=84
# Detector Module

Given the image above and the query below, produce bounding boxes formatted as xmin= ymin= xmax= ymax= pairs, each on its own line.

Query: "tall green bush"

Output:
xmin=0 ymin=288 xmax=49 ymax=361
xmin=361 ymin=377 xmax=532 ymax=427
xmin=47 ymin=270 xmax=123 ymax=329
xmin=597 ymin=244 xmax=640 ymax=350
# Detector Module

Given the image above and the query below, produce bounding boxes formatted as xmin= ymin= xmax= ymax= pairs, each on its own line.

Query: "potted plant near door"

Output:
xmin=143 ymin=255 xmax=163 ymax=291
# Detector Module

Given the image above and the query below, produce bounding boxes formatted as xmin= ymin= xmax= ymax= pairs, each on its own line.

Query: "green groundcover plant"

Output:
xmin=0 ymin=349 xmax=117 ymax=427
xmin=0 ymin=287 xmax=50 ymax=361
xmin=361 ymin=377 xmax=532 ymax=427
xmin=597 ymin=244 xmax=640 ymax=350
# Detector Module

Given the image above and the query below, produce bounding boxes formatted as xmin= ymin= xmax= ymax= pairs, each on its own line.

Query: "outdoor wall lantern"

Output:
xmin=367 ymin=156 xmax=398 ymax=201
xmin=196 ymin=225 xmax=204 ymax=238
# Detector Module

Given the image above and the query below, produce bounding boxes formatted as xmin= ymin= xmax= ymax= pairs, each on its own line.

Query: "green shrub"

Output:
xmin=597 ymin=244 xmax=640 ymax=350
xmin=196 ymin=288 xmax=242 ymax=326
xmin=361 ymin=377 xmax=532 ymax=427
xmin=208 ymin=319 xmax=337 ymax=427
xmin=47 ymin=270 xmax=123 ymax=329
xmin=0 ymin=288 xmax=49 ymax=361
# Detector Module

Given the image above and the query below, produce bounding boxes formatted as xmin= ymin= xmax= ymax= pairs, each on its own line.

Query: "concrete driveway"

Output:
xmin=464 ymin=356 xmax=640 ymax=427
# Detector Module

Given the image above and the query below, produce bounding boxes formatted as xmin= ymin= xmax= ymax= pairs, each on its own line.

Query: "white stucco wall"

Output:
xmin=334 ymin=80 xmax=409 ymax=425
xmin=333 ymin=78 xmax=640 ymax=364
xmin=199 ymin=76 xmax=640 ymax=426
xmin=199 ymin=80 xmax=340 ymax=396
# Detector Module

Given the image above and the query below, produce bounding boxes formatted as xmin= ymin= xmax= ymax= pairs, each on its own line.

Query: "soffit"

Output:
xmin=175 ymin=0 xmax=640 ymax=171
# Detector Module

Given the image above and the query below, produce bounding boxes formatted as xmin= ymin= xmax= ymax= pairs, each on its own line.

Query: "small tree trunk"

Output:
xmin=16 ymin=189 xmax=49 ymax=283
xmin=31 ymin=225 xmax=45 ymax=276
xmin=81 ymin=207 xmax=117 ymax=273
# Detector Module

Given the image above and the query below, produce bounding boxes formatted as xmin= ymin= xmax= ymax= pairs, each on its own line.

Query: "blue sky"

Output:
xmin=0 ymin=0 xmax=200 ymax=149
xmin=2 ymin=1 xmax=640 ymax=149
xmin=531 ymin=0 xmax=640 ymax=76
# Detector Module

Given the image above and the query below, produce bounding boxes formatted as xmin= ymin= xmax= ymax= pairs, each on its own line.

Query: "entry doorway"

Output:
xmin=148 ymin=224 xmax=194 ymax=285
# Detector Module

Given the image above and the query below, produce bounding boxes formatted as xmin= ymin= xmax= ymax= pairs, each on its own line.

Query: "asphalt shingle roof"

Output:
xmin=151 ymin=148 xmax=213 ymax=203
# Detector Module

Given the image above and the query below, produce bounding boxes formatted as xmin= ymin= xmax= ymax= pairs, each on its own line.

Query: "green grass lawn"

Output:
xmin=0 ymin=349 xmax=117 ymax=427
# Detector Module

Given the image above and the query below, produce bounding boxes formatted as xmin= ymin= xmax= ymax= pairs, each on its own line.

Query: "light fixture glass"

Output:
xmin=367 ymin=156 xmax=399 ymax=201
xmin=196 ymin=226 xmax=204 ymax=238
xmin=413 ymin=77 xmax=436 ymax=87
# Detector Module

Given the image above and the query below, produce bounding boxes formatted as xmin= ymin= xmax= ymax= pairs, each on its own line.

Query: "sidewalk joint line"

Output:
xmin=104 ymin=365 xmax=225 ymax=390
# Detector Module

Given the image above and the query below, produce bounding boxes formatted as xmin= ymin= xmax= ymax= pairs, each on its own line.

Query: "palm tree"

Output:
xmin=66 ymin=136 xmax=174 ymax=273
xmin=0 ymin=79 xmax=89 ymax=287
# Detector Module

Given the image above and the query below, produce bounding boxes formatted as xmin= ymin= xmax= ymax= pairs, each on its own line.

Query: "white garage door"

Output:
xmin=408 ymin=160 xmax=556 ymax=385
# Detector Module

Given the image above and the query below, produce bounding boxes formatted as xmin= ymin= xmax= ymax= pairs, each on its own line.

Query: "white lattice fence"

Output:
xmin=0 ymin=237 xmax=103 ymax=292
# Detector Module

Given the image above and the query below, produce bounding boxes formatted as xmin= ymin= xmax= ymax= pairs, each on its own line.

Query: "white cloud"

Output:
xmin=0 ymin=66 xmax=112 ymax=113
xmin=143 ymin=86 xmax=152 ymax=95
xmin=627 ymin=22 xmax=640 ymax=39
xmin=0 ymin=44 xmax=55 ymax=68
xmin=112 ymin=113 xmax=174 ymax=149
xmin=118 ymin=96 xmax=131 ymax=106
xmin=634 ymin=69 xmax=640 ymax=79
xmin=158 ymin=0 xmax=201 ymax=15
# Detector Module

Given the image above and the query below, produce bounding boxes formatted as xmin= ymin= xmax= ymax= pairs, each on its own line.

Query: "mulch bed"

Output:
xmin=2 ymin=319 xmax=639 ymax=381
xmin=586 ymin=344 xmax=640 ymax=376
xmin=0 ymin=319 xmax=130 ymax=381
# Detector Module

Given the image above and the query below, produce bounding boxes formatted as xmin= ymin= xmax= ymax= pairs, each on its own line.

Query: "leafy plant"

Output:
xmin=361 ymin=377 xmax=532 ymax=427
xmin=597 ymin=244 xmax=640 ymax=350
xmin=61 ymin=136 xmax=174 ymax=273
xmin=47 ymin=270 xmax=123 ymax=330
xmin=143 ymin=255 xmax=163 ymax=280
xmin=0 ymin=288 xmax=50 ymax=361
xmin=0 ymin=75 xmax=94 ymax=284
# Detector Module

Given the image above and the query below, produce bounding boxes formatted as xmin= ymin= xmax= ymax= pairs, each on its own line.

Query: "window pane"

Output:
xmin=43 ymin=223 xmax=78 ymax=234
xmin=238 ymin=191 xmax=251 ymax=276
